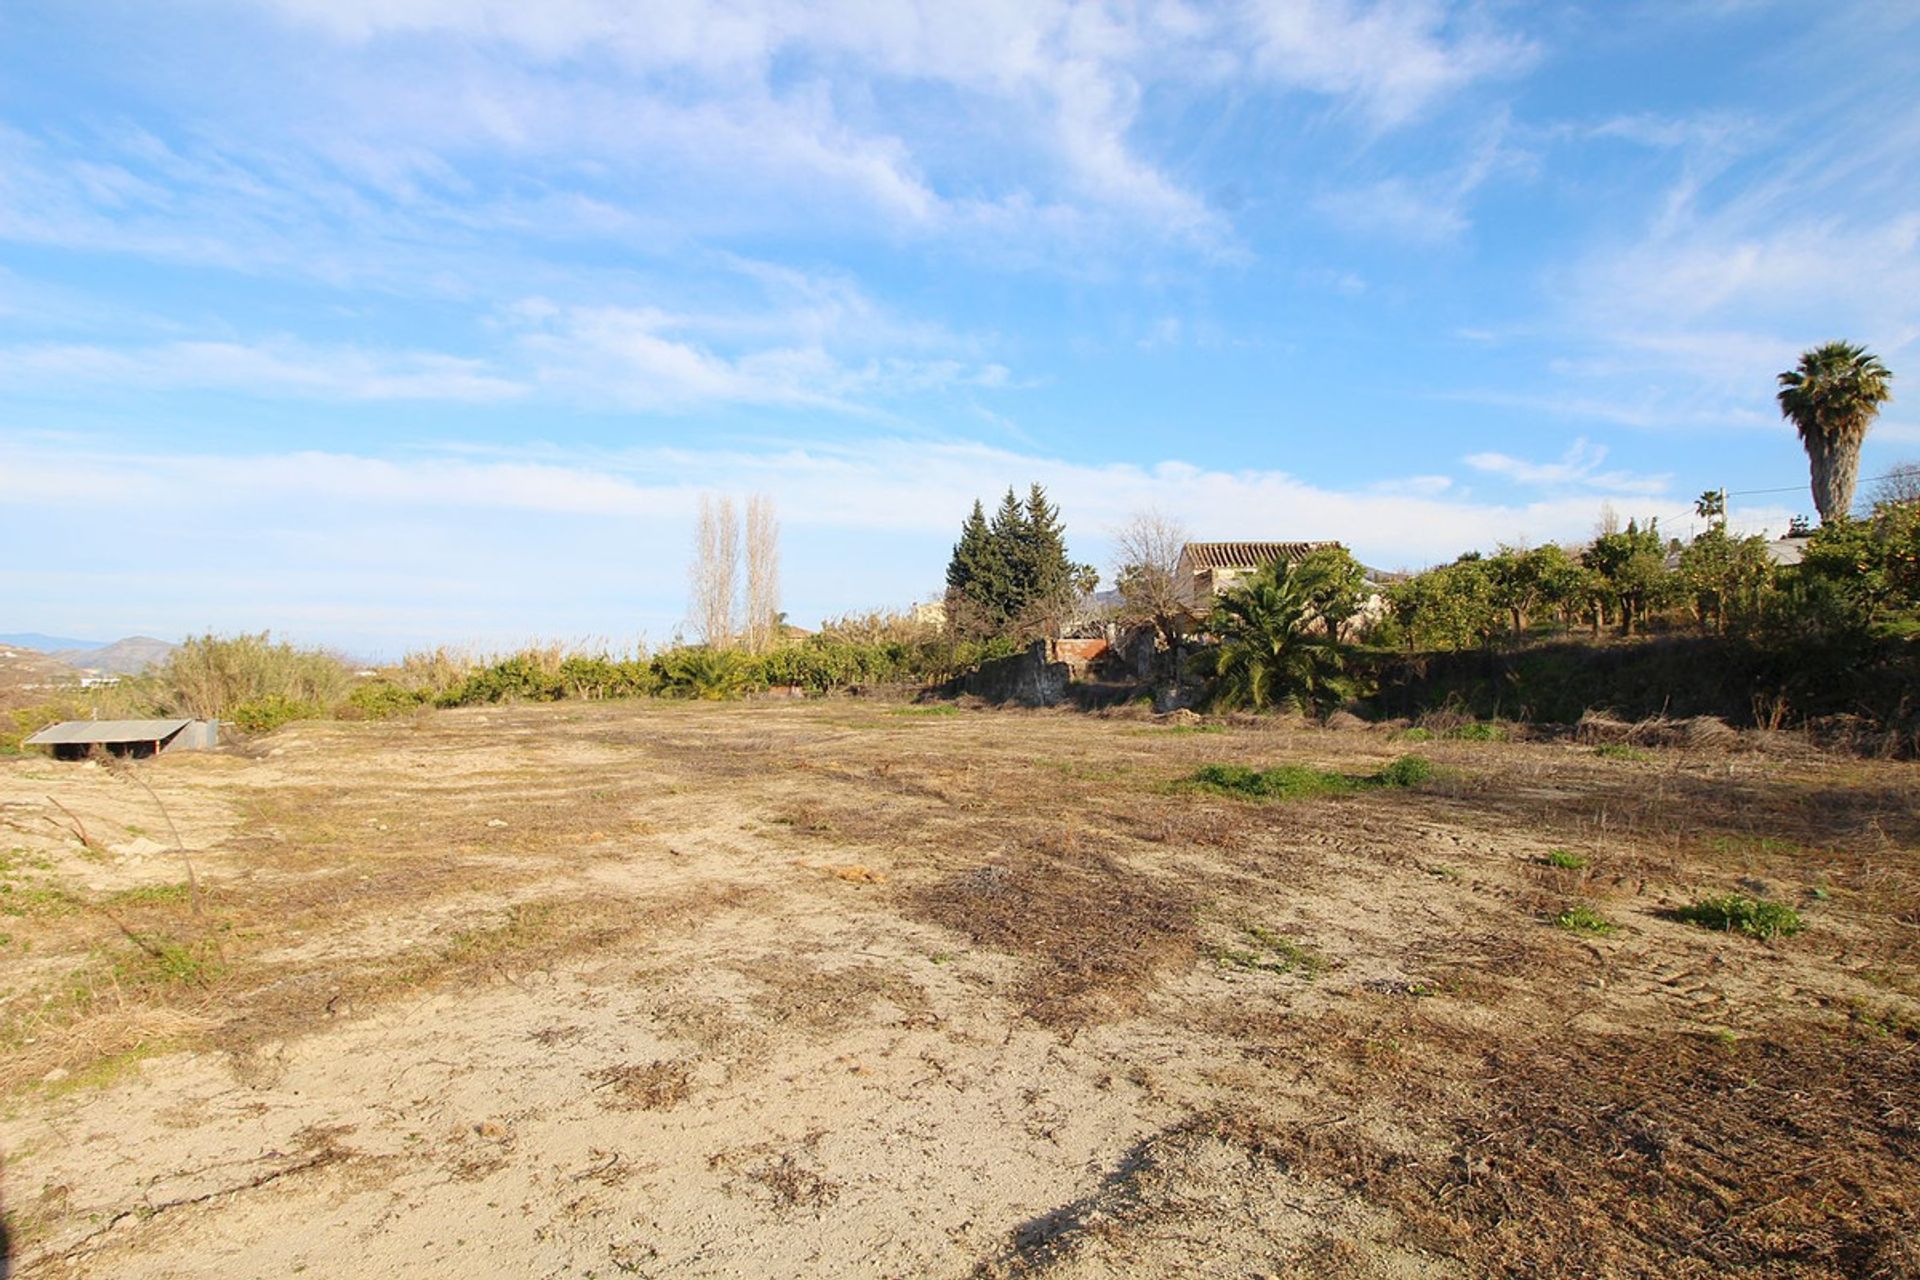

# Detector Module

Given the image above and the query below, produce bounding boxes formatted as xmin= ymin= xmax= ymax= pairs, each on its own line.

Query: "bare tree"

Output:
xmin=1112 ymin=509 xmax=1192 ymax=648
xmin=744 ymin=493 xmax=781 ymax=653
xmin=1871 ymin=461 xmax=1920 ymax=508
xmin=1593 ymin=501 xmax=1620 ymax=539
xmin=690 ymin=494 xmax=739 ymax=649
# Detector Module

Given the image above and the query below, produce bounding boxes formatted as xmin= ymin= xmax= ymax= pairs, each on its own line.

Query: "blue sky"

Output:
xmin=3 ymin=1 xmax=1917 ymax=656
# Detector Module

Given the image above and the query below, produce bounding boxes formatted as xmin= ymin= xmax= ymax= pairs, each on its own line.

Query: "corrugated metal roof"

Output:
xmin=25 ymin=719 xmax=194 ymax=745
xmin=1180 ymin=541 xmax=1340 ymax=570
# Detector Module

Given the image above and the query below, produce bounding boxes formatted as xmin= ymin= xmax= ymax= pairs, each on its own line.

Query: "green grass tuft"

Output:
xmin=1212 ymin=925 xmax=1328 ymax=978
xmin=104 ymin=882 xmax=195 ymax=908
xmin=1185 ymin=754 xmax=1433 ymax=800
xmin=1543 ymin=849 xmax=1588 ymax=870
xmin=1554 ymin=904 xmax=1615 ymax=935
xmin=1594 ymin=743 xmax=1650 ymax=761
xmin=1673 ymin=894 xmax=1804 ymax=939
xmin=1372 ymin=755 xmax=1435 ymax=787
xmin=1186 ymin=763 xmax=1357 ymax=800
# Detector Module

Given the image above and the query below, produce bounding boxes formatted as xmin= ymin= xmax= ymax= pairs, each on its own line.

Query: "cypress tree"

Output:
xmin=1022 ymin=482 xmax=1071 ymax=604
xmin=945 ymin=483 xmax=1093 ymax=638
xmin=946 ymin=499 xmax=991 ymax=596
xmin=982 ymin=487 xmax=1031 ymax=622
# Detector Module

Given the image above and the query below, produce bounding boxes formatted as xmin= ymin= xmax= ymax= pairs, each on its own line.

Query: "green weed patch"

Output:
xmin=1554 ymin=904 xmax=1615 ymax=935
xmin=1673 ymin=894 xmax=1804 ymax=939
xmin=1184 ymin=754 xmax=1433 ymax=800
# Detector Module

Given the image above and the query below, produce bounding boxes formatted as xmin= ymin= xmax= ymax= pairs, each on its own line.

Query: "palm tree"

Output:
xmin=1777 ymin=342 xmax=1894 ymax=523
xmin=1201 ymin=562 xmax=1348 ymax=715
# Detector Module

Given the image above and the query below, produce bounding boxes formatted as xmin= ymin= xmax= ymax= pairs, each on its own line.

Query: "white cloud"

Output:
xmin=1314 ymin=110 xmax=1528 ymax=244
xmin=8 ymin=431 xmax=1800 ymax=652
xmin=510 ymin=303 xmax=1010 ymax=412
xmin=1583 ymin=110 xmax=1760 ymax=155
xmin=1462 ymin=437 xmax=1670 ymax=495
xmin=0 ymin=339 xmax=526 ymax=402
xmin=0 ymin=258 xmax=1013 ymax=415
xmin=180 ymin=0 xmax=1530 ymax=266
xmin=1315 ymin=177 xmax=1469 ymax=244
xmin=8 ymin=431 xmax=1709 ymax=565
xmin=1241 ymin=0 xmax=1536 ymax=128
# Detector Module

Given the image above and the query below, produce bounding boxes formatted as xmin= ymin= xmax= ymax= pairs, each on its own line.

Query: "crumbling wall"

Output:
xmin=963 ymin=641 xmax=1071 ymax=706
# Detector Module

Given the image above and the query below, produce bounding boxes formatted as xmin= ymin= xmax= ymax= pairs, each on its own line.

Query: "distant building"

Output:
xmin=1175 ymin=541 xmax=1342 ymax=609
xmin=1763 ymin=535 xmax=1812 ymax=567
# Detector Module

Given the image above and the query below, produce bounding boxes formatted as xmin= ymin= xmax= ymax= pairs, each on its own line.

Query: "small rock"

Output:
xmin=42 ymin=1067 xmax=70 ymax=1084
xmin=475 ymin=1120 xmax=509 ymax=1140
xmin=485 ymin=819 xmax=509 ymax=829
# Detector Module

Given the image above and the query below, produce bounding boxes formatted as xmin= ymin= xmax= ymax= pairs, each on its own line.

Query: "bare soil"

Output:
xmin=2 ymin=700 xmax=1916 ymax=1278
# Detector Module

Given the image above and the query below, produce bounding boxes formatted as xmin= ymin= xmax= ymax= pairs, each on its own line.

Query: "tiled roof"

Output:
xmin=1179 ymin=541 xmax=1340 ymax=570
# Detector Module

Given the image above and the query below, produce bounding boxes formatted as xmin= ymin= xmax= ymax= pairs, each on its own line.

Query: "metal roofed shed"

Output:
xmin=25 ymin=718 xmax=219 ymax=760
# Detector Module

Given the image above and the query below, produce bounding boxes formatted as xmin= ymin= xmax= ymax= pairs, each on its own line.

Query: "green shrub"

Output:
xmin=1449 ymin=721 xmax=1505 ymax=742
xmin=1674 ymin=894 xmax=1804 ymax=939
xmin=391 ymin=647 xmax=478 ymax=699
xmin=442 ymin=652 xmax=568 ymax=704
xmin=1372 ymin=755 xmax=1434 ymax=787
xmin=1594 ymin=743 xmax=1650 ymax=761
xmin=558 ymin=655 xmax=658 ymax=700
xmin=343 ymin=681 xmax=429 ymax=720
xmin=227 ymin=694 xmax=325 ymax=733
xmin=1394 ymin=726 xmax=1433 ymax=742
xmin=153 ymin=632 xmax=351 ymax=720
xmin=1554 ymin=904 xmax=1615 ymax=935
xmin=4 ymin=703 xmax=73 ymax=755
xmin=1544 ymin=849 xmax=1587 ymax=870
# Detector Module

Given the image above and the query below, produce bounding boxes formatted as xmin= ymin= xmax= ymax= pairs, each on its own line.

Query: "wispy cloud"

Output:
xmin=1315 ymin=177 xmax=1470 ymax=245
xmin=1 ymin=429 xmax=1795 ymax=651
xmin=1242 ymin=0 xmax=1537 ymax=128
xmin=1315 ymin=110 xmax=1530 ymax=244
xmin=9 ymin=430 xmax=1711 ymax=566
xmin=0 ymin=0 xmax=1537 ymax=288
xmin=0 ymin=339 xmax=526 ymax=402
xmin=511 ymin=303 xmax=1009 ymax=413
xmin=1462 ymin=437 xmax=1671 ymax=494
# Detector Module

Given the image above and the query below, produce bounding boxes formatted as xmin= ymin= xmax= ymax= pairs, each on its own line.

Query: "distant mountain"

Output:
xmin=52 ymin=636 xmax=177 ymax=675
xmin=0 ymin=632 xmax=105 ymax=651
xmin=0 ymin=645 xmax=81 ymax=711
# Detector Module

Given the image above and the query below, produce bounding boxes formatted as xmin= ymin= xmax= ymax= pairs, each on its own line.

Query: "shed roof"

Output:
xmin=25 ymin=719 xmax=195 ymax=746
xmin=1180 ymin=541 xmax=1339 ymax=570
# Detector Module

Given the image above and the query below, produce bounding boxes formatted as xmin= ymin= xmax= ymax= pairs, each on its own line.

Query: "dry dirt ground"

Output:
xmin=1 ymin=700 xmax=1916 ymax=1279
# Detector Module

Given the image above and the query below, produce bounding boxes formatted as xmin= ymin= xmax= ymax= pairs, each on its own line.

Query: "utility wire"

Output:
xmin=1725 ymin=469 xmax=1911 ymax=499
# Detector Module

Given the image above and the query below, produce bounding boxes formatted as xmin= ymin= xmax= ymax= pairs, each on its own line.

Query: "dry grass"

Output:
xmin=1252 ymin=1021 xmax=1920 ymax=1279
xmin=914 ymin=846 xmax=1199 ymax=1028
xmin=4 ymin=699 xmax=1918 ymax=1278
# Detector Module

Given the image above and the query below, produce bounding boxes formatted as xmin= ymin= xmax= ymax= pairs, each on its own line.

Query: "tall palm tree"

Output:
xmin=1777 ymin=341 xmax=1894 ymax=523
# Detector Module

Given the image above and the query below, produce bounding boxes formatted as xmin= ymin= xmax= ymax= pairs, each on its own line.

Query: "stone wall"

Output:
xmin=961 ymin=641 xmax=1071 ymax=706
